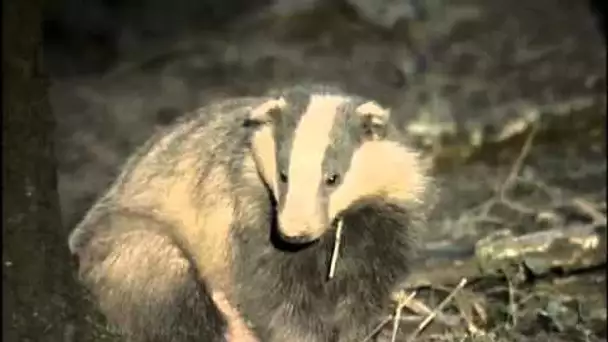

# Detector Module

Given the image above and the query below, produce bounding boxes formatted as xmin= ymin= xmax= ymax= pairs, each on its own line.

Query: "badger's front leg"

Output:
xmin=69 ymin=210 xmax=235 ymax=342
xmin=212 ymin=291 xmax=260 ymax=342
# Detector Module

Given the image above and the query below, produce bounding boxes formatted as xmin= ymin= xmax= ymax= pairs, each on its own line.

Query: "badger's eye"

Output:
xmin=325 ymin=173 xmax=340 ymax=186
xmin=279 ymin=170 xmax=288 ymax=183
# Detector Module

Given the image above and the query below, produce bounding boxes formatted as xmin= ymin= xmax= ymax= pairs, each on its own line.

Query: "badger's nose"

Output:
xmin=277 ymin=230 xmax=316 ymax=245
xmin=278 ymin=206 xmax=325 ymax=244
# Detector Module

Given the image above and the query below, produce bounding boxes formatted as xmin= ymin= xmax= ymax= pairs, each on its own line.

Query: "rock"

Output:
xmin=475 ymin=225 xmax=606 ymax=276
xmin=403 ymin=222 xmax=606 ymax=290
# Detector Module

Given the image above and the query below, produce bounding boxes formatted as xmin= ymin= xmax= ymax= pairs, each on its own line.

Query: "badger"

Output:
xmin=68 ymin=84 xmax=435 ymax=342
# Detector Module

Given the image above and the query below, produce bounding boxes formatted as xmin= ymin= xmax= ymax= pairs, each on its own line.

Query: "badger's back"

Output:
xmin=100 ymin=96 xmax=265 ymax=210
xmin=69 ymin=96 xmax=272 ymax=289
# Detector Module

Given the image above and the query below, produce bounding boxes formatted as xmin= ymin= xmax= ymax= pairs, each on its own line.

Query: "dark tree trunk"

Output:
xmin=2 ymin=0 xmax=102 ymax=340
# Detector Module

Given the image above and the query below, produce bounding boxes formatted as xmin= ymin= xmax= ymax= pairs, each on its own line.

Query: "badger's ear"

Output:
xmin=355 ymin=101 xmax=391 ymax=140
xmin=247 ymin=97 xmax=286 ymax=200
xmin=244 ymin=97 xmax=287 ymax=127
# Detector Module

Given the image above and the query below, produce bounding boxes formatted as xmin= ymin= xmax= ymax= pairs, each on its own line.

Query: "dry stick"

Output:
xmin=496 ymin=125 xmax=606 ymax=228
xmin=401 ymin=297 xmax=445 ymax=322
xmin=328 ymin=219 xmax=344 ymax=279
xmin=453 ymin=293 xmax=485 ymax=336
xmin=505 ymin=272 xmax=518 ymax=328
xmin=502 ymin=124 xmax=539 ymax=190
xmin=472 ymin=301 xmax=488 ymax=327
xmin=361 ymin=316 xmax=394 ymax=342
xmin=399 ymin=297 xmax=463 ymax=329
xmin=572 ymin=198 xmax=607 ymax=226
xmin=499 ymin=124 xmax=539 ymax=204
xmin=406 ymin=278 xmax=468 ymax=342
xmin=391 ymin=296 xmax=405 ymax=341
xmin=465 ymin=307 xmax=485 ymax=336
xmin=362 ymin=316 xmax=395 ymax=342
xmin=390 ymin=291 xmax=418 ymax=342
xmin=492 ymin=127 xmax=538 ymax=330
xmin=360 ymin=292 xmax=418 ymax=342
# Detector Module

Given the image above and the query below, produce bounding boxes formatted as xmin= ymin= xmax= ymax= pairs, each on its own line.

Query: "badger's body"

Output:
xmin=68 ymin=84 xmax=435 ymax=342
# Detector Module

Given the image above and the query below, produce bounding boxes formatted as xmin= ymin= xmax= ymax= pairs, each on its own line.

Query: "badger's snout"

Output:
xmin=276 ymin=230 xmax=316 ymax=245
xmin=278 ymin=206 xmax=327 ymax=244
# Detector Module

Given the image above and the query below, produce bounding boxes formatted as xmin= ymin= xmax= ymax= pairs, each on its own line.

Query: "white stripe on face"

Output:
xmin=251 ymin=125 xmax=279 ymax=198
xmin=279 ymin=94 xmax=345 ymax=239
xmin=328 ymin=140 xmax=428 ymax=221
xmin=248 ymin=98 xmax=288 ymax=201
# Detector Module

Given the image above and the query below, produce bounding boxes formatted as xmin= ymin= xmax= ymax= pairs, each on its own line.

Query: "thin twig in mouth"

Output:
xmin=328 ymin=219 xmax=344 ymax=279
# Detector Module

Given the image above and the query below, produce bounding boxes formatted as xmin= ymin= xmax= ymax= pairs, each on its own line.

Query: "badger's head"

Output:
xmin=246 ymin=85 xmax=429 ymax=245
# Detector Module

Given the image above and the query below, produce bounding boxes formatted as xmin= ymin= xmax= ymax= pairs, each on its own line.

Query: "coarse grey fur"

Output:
xmin=68 ymin=95 xmax=270 ymax=342
xmin=68 ymin=84 xmax=434 ymax=342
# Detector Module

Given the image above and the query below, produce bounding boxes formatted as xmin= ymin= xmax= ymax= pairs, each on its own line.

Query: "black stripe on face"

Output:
xmin=321 ymin=98 xmax=367 ymax=196
xmin=272 ymin=90 xmax=313 ymax=205
xmin=275 ymin=91 xmax=352 ymax=243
